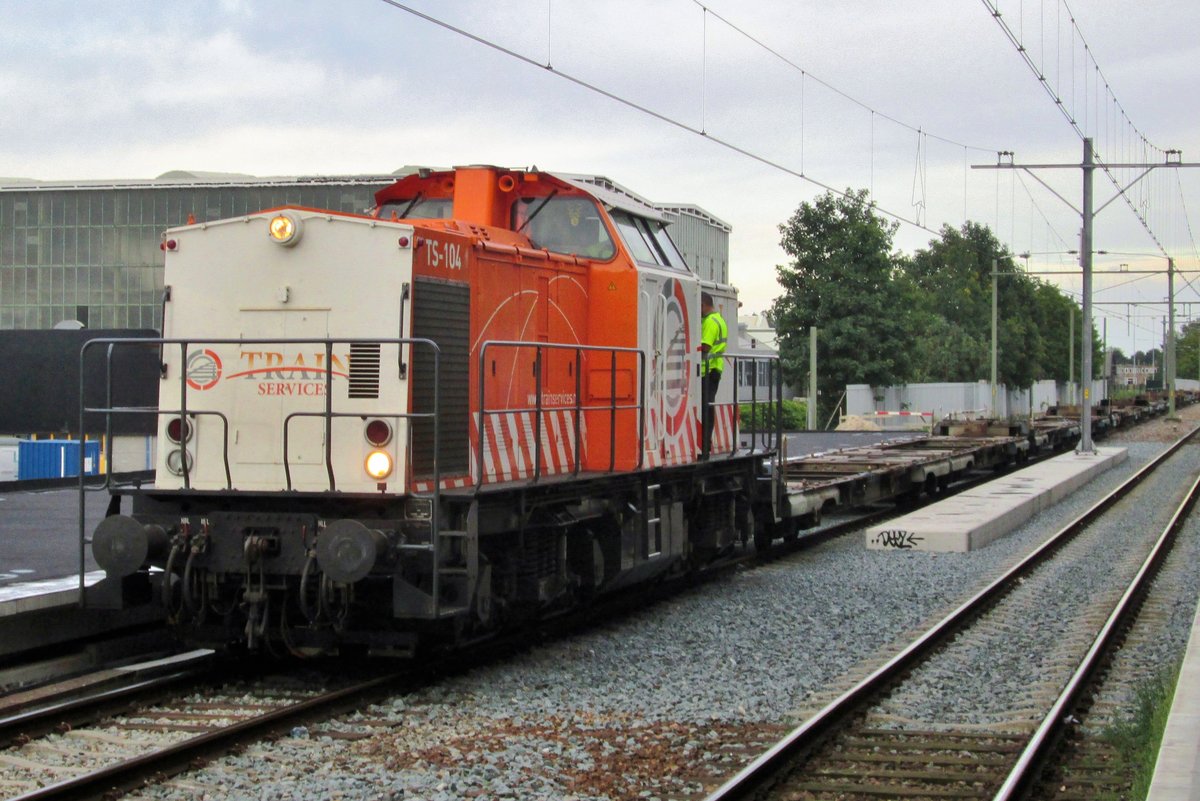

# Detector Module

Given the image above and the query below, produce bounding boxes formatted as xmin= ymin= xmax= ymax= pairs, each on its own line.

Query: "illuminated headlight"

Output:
xmin=365 ymin=450 xmax=393 ymax=479
xmin=267 ymin=212 xmax=303 ymax=246
xmin=165 ymin=447 xmax=194 ymax=476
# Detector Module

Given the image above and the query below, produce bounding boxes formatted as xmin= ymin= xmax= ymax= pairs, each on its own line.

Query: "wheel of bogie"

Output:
xmin=752 ymin=509 xmax=774 ymax=554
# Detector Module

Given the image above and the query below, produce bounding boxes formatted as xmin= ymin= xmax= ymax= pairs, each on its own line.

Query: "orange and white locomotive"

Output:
xmin=91 ymin=166 xmax=782 ymax=655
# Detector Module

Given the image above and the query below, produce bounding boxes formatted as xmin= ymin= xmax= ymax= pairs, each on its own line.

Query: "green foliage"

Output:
xmin=739 ymin=399 xmax=807 ymax=431
xmin=1176 ymin=320 xmax=1200 ymax=382
xmin=770 ymin=191 xmax=1106 ymax=408
xmin=1100 ymin=667 xmax=1179 ymax=799
xmin=771 ymin=189 xmax=908 ymax=423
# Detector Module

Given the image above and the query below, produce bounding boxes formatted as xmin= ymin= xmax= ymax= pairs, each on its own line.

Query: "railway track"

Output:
xmin=0 ymin=423 xmax=1178 ymax=800
xmin=0 ymin=657 xmax=407 ymax=801
xmin=703 ymin=424 xmax=1200 ymax=801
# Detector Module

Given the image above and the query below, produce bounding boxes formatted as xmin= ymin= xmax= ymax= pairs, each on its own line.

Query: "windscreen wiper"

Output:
xmin=516 ymin=190 xmax=559 ymax=233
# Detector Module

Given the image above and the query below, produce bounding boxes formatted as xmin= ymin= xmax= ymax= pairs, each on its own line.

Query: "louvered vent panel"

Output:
xmin=412 ymin=278 xmax=470 ymax=477
xmin=348 ymin=343 xmax=381 ymax=399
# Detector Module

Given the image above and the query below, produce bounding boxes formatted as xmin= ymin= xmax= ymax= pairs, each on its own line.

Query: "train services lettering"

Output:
xmin=424 ymin=240 xmax=463 ymax=270
xmin=230 ymin=351 xmax=349 ymax=381
xmin=257 ymin=382 xmax=328 ymax=396
xmin=527 ymin=392 xmax=578 ymax=407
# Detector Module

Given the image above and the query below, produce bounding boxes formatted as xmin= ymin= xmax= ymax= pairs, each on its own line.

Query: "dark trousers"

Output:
xmin=701 ymin=369 xmax=722 ymax=456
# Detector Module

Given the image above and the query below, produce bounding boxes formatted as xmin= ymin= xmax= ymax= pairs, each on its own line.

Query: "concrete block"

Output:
xmin=866 ymin=447 xmax=1127 ymax=552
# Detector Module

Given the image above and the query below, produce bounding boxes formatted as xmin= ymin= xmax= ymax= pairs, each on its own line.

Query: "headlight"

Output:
xmin=165 ymin=447 xmax=194 ymax=476
xmin=365 ymin=450 xmax=393 ymax=479
xmin=267 ymin=212 xmax=302 ymax=246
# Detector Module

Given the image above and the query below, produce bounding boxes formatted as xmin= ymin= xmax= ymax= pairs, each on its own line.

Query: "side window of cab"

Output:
xmin=610 ymin=210 xmax=690 ymax=273
xmin=515 ymin=197 xmax=616 ymax=260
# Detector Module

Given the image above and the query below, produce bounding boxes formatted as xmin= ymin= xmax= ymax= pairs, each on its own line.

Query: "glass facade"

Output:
xmin=0 ymin=177 xmax=393 ymax=331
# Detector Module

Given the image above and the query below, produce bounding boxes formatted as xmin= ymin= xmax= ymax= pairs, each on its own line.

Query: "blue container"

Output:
xmin=17 ymin=440 xmax=101 ymax=480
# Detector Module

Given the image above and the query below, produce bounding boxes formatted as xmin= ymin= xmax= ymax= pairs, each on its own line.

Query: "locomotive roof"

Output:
xmin=552 ymin=173 xmax=668 ymax=223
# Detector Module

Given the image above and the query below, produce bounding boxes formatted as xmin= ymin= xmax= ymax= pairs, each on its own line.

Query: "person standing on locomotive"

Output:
xmin=699 ymin=292 xmax=728 ymax=458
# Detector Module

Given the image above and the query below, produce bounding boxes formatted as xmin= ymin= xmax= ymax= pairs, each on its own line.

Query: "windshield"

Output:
xmin=377 ymin=198 xmax=453 ymax=219
xmin=514 ymin=197 xmax=616 ymax=260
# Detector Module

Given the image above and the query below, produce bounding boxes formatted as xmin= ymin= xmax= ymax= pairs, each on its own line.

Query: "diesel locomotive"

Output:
xmin=90 ymin=165 xmax=786 ymax=655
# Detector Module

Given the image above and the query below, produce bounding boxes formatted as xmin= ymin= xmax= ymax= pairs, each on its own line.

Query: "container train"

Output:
xmin=90 ymin=165 xmax=786 ymax=656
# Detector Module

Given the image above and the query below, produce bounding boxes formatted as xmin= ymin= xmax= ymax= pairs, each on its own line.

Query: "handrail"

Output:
xmin=475 ymin=340 xmax=646 ymax=487
xmin=78 ymin=335 xmax=444 ymax=614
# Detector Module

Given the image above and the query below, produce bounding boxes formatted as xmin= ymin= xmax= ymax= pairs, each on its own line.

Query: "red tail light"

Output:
xmin=365 ymin=419 xmax=392 ymax=446
xmin=166 ymin=416 xmax=192 ymax=443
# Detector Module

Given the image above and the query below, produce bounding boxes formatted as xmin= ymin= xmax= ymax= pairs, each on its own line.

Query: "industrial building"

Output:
xmin=0 ymin=168 xmax=732 ymax=332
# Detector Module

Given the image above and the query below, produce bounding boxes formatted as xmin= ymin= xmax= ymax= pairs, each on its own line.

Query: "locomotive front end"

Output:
xmin=93 ymin=207 xmax=432 ymax=654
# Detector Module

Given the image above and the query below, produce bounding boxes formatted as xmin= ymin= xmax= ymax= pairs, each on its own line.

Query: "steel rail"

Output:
xmin=9 ymin=671 xmax=405 ymax=801
xmin=0 ymin=668 xmax=206 ymax=749
xmin=703 ymin=423 xmax=1200 ymax=801
xmin=993 ymin=460 xmax=1200 ymax=799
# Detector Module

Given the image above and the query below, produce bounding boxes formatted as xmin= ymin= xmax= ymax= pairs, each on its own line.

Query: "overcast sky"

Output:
xmin=3 ymin=0 xmax=1197 ymax=356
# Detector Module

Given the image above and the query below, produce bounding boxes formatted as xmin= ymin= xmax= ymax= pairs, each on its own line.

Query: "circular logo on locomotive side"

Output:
xmin=659 ymin=279 xmax=692 ymax=434
xmin=186 ymin=349 xmax=223 ymax=391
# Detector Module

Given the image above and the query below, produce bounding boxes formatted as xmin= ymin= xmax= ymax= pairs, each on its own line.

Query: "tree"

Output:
xmin=902 ymin=221 xmax=1050 ymax=387
xmin=1177 ymin=321 xmax=1200 ymax=383
xmin=770 ymin=189 xmax=910 ymax=423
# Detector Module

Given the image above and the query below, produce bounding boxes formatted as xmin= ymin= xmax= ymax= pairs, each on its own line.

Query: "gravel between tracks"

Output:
xmin=126 ymin=419 xmax=1200 ymax=801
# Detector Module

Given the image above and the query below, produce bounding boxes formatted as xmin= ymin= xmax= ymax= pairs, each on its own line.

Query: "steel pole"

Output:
xmin=1168 ymin=258 xmax=1178 ymax=418
xmin=1069 ymin=308 xmax=1074 ymax=405
xmin=992 ymin=259 xmax=998 ymax=416
xmin=1080 ymin=139 xmax=1094 ymax=453
xmin=808 ymin=326 xmax=817 ymax=430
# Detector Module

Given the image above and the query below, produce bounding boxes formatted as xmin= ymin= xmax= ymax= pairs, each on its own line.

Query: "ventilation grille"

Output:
xmin=412 ymin=278 xmax=470 ymax=477
xmin=348 ymin=343 xmax=381 ymax=399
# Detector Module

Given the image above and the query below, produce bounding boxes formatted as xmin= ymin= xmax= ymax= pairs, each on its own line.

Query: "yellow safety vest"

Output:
xmin=701 ymin=311 xmax=727 ymax=375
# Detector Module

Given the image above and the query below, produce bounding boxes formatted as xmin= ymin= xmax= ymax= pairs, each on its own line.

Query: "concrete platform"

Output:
xmin=0 ymin=571 xmax=106 ymax=616
xmin=1147 ymin=599 xmax=1200 ymax=800
xmin=865 ymin=447 xmax=1128 ymax=552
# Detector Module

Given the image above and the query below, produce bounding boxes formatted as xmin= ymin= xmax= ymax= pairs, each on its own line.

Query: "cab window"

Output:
xmin=378 ymin=198 xmax=453 ymax=219
xmin=611 ymin=210 xmax=690 ymax=273
xmin=514 ymin=197 xmax=616 ymax=260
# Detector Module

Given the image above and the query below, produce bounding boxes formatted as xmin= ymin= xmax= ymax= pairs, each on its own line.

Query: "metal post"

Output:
xmin=991 ymin=259 xmax=998 ymax=416
xmin=1068 ymin=308 xmax=1074 ymax=406
xmin=1079 ymin=138 xmax=1095 ymax=453
xmin=807 ymin=326 xmax=817 ymax=430
xmin=1102 ymin=318 xmax=1108 ymax=404
xmin=1168 ymin=258 xmax=1178 ymax=418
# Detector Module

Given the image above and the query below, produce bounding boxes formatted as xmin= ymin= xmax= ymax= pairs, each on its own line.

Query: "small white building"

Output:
xmin=1115 ymin=363 xmax=1157 ymax=386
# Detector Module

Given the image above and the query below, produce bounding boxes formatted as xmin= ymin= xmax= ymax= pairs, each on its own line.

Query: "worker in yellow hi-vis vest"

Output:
xmin=699 ymin=292 xmax=727 ymax=458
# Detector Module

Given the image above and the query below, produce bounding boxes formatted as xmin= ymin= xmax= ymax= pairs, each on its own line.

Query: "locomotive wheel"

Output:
xmin=474 ymin=561 xmax=494 ymax=628
xmin=752 ymin=509 xmax=773 ymax=554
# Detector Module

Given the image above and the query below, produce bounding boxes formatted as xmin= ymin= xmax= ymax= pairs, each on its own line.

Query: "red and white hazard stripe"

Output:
xmin=411 ymin=409 xmax=585 ymax=492
xmin=711 ymin=404 xmax=738 ymax=454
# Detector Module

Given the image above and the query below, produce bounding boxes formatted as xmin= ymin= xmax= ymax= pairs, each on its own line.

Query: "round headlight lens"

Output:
xmin=267 ymin=212 xmax=302 ymax=246
xmin=365 ymin=450 xmax=393 ymax=479
xmin=165 ymin=448 xmax=194 ymax=476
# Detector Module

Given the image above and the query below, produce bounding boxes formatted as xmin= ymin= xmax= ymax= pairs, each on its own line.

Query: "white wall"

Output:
xmin=847 ymin=380 xmax=1109 ymax=419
